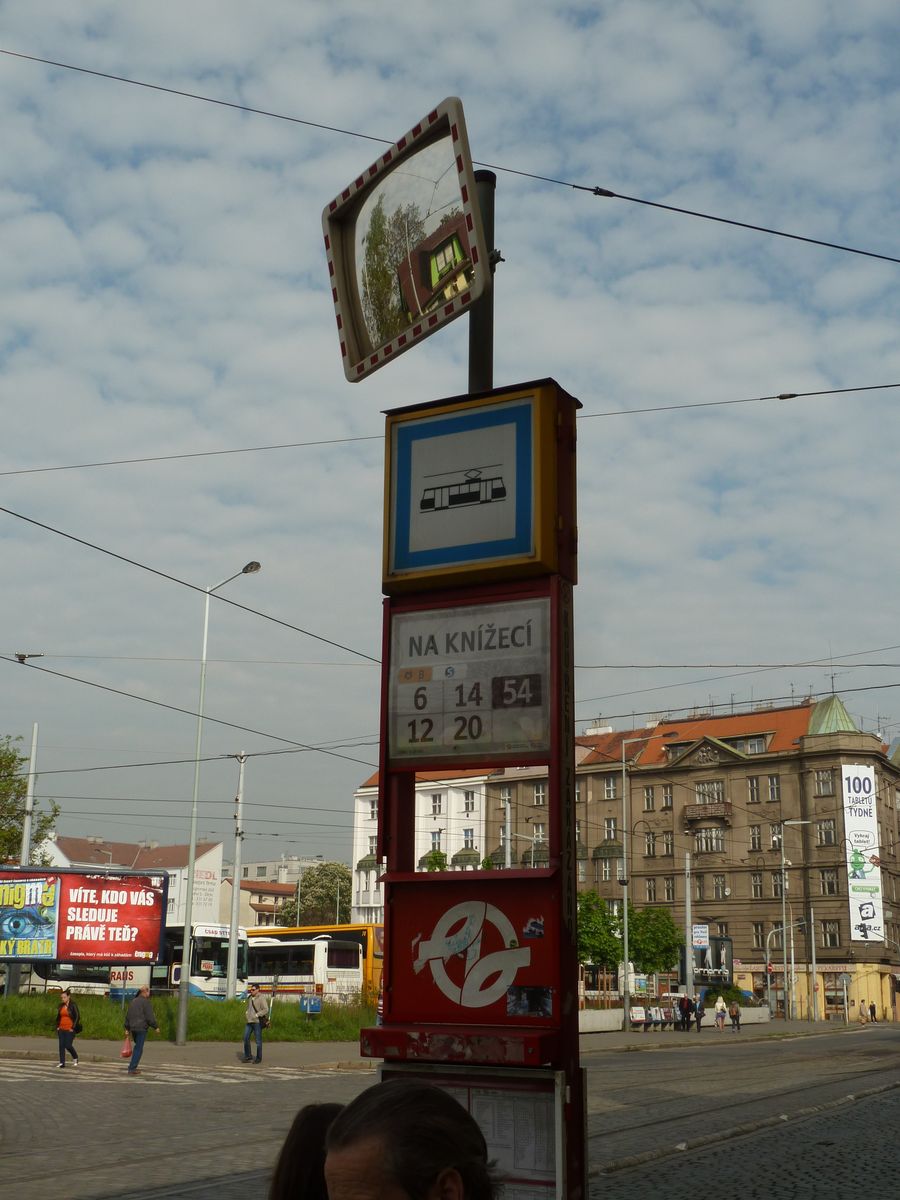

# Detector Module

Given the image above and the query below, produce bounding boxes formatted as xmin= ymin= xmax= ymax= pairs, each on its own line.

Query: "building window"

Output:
xmin=431 ymin=793 xmax=442 ymax=816
xmin=695 ymin=874 xmax=705 ymax=902
xmin=499 ymin=785 xmax=512 ymax=804
xmin=695 ymin=827 xmax=725 ymax=854
xmin=751 ymin=872 xmax=763 ymax=899
xmin=604 ymin=817 xmax=617 ymax=841
xmin=772 ymin=872 xmax=784 ymax=898
xmin=533 ymin=782 xmax=546 ymax=806
xmin=814 ymin=769 xmax=834 ymax=796
xmin=575 ymin=780 xmax=582 ymax=803
xmin=821 ymin=920 xmax=841 ymax=948
xmin=368 ymin=835 xmax=377 ymax=855
xmin=767 ymin=775 xmax=781 ymax=802
xmin=820 ymin=869 xmax=838 ymax=896
xmin=662 ymin=785 xmax=673 ymax=809
xmin=747 ymin=776 xmax=760 ymax=804
xmin=463 ymin=828 xmax=475 ymax=849
xmin=715 ymin=922 xmax=728 ymax=938
xmin=431 ymin=831 xmax=442 ymax=851
xmin=644 ymin=832 xmax=656 ymax=857
xmin=369 ymin=798 xmax=377 ymax=820
xmin=696 ymin=780 xmax=724 ymax=804
xmin=662 ymin=831 xmax=674 ymax=856
xmin=749 ymin=825 xmax=761 ymax=852
xmin=752 ymin=922 xmax=764 ymax=950
xmin=578 ymin=861 xmax=586 ymax=883
xmin=772 ymin=921 xmax=784 ymax=950
xmin=604 ymin=776 xmax=617 ymax=800
xmin=533 ymin=822 xmax=546 ymax=843
xmin=256 ymin=865 xmax=266 ymax=878
xmin=769 ymin=823 xmax=781 ymax=850
xmin=645 ymin=878 xmax=657 ymax=902
xmin=713 ymin=874 xmax=727 ymax=900
xmin=816 ymin=819 xmax=836 ymax=847
xmin=241 ymin=866 xmax=249 ymax=878
xmin=643 ymin=786 xmax=655 ymax=811
xmin=464 ymin=790 xmax=475 ymax=813
xmin=575 ymin=820 xmax=582 ymax=842
xmin=601 ymin=859 xmax=612 ymax=882
xmin=609 ymin=899 xmax=622 ymax=918
xmin=664 ymin=876 xmax=675 ymax=902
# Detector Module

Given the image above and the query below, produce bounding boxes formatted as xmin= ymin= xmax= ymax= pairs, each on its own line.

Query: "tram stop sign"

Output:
xmin=322 ymin=97 xmax=490 ymax=381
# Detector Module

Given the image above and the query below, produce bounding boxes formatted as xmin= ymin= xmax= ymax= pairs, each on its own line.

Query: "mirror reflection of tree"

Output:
xmin=360 ymin=196 xmax=426 ymax=346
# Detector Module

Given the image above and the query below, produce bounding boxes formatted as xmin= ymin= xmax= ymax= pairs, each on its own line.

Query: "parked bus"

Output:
xmin=246 ymin=936 xmax=363 ymax=1003
xmin=247 ymin=922 xmax=383 ymax=1000
xmin=152 ymin=923 xmax=249 ymax=999
xmin=8 ymin=923 xmax=249 ymax=999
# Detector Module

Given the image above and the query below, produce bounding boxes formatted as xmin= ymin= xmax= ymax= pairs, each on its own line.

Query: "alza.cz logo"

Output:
xmin=414 ymin=901 xmax=530 ymax=1008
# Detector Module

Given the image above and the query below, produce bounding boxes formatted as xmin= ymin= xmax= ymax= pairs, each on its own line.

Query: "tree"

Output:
xmin=628 ymin=905 xmax=683 ymax=975
xmin=360 ymin=195 xmax=426 ymax=345
xmin=0 ymin=735 xmax=59 ymax=864
xmin=422 ymin=849 xmax=448 ymax=873
xmin=279 ymin=861 xmax=352 ymax=926
xmin=576 ymin=891 xmax=620 ymax=968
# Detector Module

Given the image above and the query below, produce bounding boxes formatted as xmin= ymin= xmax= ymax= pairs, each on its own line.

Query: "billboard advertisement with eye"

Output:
xmin=0 ymin=869 xmax=168 ymax=963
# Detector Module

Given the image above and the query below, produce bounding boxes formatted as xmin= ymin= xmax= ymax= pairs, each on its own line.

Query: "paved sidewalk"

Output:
xmin=0 ymin=1015 xmax=861 ymax=1070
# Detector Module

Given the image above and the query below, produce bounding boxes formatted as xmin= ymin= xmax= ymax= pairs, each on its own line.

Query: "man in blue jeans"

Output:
xmin=242 ymin=983 xmax=269 ymax=1063
xmin=125 ymin=985 xmax=160 ymax=1075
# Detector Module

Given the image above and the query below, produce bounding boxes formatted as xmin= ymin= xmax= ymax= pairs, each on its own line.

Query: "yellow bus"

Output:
xmin=247 ymin=923 xmax=383 ymax=1001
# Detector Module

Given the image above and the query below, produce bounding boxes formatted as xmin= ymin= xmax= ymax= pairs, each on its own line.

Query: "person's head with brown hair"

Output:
xmin=268 ymin=1101 xmax=343 ymax=1200
xmin=325 ymin=1079 xmax=496 ymax=1200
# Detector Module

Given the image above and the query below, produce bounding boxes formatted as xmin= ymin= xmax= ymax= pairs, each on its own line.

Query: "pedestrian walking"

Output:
xmin=55 ymin=988 xmax=81 ymax=1069
xmin=243 ymin=982 xmax=269 ymax=1063
xmin=678 ymin=994 xmax=692 ymax=1032
xmin=694 ymin=997 xmax=706 ymax=1032
xmin=124 ymin=984 xmax=160 ymax=1075
xmin=714 ymin=995 xmax=727 ymax=1031
xmin=729 ymin=998 xmax=741 ymax=1032
xmin=869 ymin=1001 xmax=877 ymax=1023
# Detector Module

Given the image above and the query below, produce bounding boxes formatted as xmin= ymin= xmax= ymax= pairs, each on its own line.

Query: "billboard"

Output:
xmin=0 ymin=869 xmax=168 ymax=963
xmin=842 ymin=764 xmax=885 ymax=942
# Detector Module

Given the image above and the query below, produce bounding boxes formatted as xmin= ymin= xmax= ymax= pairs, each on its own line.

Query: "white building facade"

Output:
xmin=351 ymin=769 xmax=492 ymax=923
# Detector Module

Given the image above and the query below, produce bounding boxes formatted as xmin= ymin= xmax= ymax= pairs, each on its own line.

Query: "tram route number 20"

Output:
xmin=404 ymin=673 xmax=542 ymax=745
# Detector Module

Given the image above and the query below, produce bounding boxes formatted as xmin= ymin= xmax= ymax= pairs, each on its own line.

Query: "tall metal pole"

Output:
xmin=789 ymin=904 xmax=797 ymax=1020
xmin=225 ymin=753 xmax=245 ymax=1001
xmin=809 ymin=904 xmax=817 ymax=1022
xmin=620 ymin=744 xmax=630 ymax=1029
xmin=176 ymin=562 xmax=260 ymax=1046
xmin=468 ymin=170 xmax=496 ymax=394
xmin=19 ymin=722 xmax=38 ymax=867
xmin=684 ymin=851 xmax=694 ymax=1000
xmin=780 ymin=830 xmax=789 ymax=1020
xmin=504 ymin=794 xmax=512 ymax=868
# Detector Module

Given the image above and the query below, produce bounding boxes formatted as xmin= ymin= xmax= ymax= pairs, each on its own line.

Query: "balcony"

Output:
xmin=683 ymin=802 xmax=733 ymax=826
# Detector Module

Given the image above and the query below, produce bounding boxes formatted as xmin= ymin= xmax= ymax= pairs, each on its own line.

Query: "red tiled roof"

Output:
xmin=579 ymin=703 xmax=816 ymax=768
xmin=53 ymin=836 xmax=220 ymax=871
xmin=359 ymin=767 xmax=498 ymax=789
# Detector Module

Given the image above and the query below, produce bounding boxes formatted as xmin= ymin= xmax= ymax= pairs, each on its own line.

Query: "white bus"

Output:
xmin=246 ymin=935 xmax=363 ymax=1004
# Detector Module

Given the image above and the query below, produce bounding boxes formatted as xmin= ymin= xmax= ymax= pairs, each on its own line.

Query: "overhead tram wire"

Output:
xmin=2 ymin=383 xmax=899 ymax=479
xmin=0 ymin=502 xmax=379 ymax=665
xmin=1 ymin=654 xmax=377 ymax=770
xmin=2 ymin=48 xmax=899 ymax=267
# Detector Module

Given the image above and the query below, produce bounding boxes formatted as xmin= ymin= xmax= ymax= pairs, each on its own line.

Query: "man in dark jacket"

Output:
xmin=124 ymin=985 xmax=159 ymax=1076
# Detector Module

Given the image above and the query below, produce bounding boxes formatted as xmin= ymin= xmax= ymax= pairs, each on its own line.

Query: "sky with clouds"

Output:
xmin=2 ymin=1 xmax=899 ymax=865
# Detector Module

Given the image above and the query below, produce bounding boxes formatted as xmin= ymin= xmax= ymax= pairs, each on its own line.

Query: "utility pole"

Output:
xmin=225 ymin=753 xmax=246 ymax=1001
xmin=684 ymin=851 xmax=694 ymax=1000
xmin=8 ymin=723 xmax=39 ymax=996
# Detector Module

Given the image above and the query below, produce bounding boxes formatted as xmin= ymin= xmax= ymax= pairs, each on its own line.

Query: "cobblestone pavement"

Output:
xmin=592 ymin=1086 xmax=900 ymax=1198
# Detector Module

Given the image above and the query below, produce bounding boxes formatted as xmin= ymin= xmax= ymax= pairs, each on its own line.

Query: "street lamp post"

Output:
xmin=225 ymin=753 xmax=246 ymax=1002
xmin=176 ymin=561 xmax=261 ymax=1046
xmin=510 ymin=830 xmax=540 ymax=867
xmin=776 ymin=818 xmax=811 ymax=1021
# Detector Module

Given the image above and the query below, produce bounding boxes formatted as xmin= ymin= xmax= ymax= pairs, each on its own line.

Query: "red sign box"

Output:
xmin=384 ymin=875 xmax=564 ymax=1029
